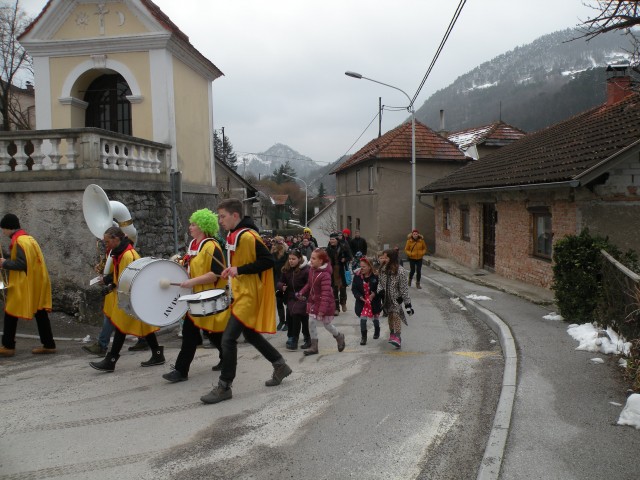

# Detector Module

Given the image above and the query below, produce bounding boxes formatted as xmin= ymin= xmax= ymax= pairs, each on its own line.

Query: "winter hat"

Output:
xmin=342 ymin=228 xmax=351 ymax=236
xmin=412 ymin=228 xmax=419 ymax=234
xmin=0 ymin=213 xmax=20 ymax=230
xmin=303 ymin=227 xmax=312 ymax=234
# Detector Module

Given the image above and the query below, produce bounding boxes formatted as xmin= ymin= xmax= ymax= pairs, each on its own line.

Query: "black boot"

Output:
xmin=360 ymin=318 xmax=368 ymax=345
xmin=373 ymin=319 xmax=380 ymax=339
xmin=90 ymin=353 xmax=119 ymax=372
xmin=300 ymin=337 xmax=312 ymax=349
xmin=141 ymin=346 xmax=165 ymax=367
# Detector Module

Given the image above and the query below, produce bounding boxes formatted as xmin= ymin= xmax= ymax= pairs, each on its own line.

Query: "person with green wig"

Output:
xmin=163 ymin=208 xmax=230 ymax=383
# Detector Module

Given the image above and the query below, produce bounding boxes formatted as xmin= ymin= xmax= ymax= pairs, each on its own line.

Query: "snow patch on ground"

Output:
xmin=567 ymin=323 xmax=631 ymax=356
xmin=617 ymin=394 xmax=640 ymax=429
xmin=466 ymin=294 xmax=492 ymax=301
xmin=543 ymin=312 xmax=564 ymax=321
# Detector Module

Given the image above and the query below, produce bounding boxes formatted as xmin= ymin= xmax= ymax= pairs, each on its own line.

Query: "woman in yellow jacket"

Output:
xmin=163 ymin=208 xmax=229 ymax=383
xmin=404 ymin=229 xmax=427 ymax=289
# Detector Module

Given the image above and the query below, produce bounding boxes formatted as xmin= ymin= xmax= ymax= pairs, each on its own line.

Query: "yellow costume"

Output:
xmin=227 ymin=228 xmax=276 ymax=334
xmin=104 ymin=247 xmax=159 ymax=337
xmin=188 ymin=239 xmax=230 ymax=332
xmin=5 ymin=234 xmax=52 ymax=319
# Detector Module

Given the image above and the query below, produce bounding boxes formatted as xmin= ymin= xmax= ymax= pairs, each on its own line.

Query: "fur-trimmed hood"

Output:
xmin=406 ymin=232 xmax=424 ymax=240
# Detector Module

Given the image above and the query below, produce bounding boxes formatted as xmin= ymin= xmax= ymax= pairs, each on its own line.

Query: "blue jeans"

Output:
xmin=98 ymin=315 xmax=114 ymax=349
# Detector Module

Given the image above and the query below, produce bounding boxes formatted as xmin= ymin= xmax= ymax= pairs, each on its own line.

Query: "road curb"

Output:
xmin=422 ymin=274 xmax=517 ymax=480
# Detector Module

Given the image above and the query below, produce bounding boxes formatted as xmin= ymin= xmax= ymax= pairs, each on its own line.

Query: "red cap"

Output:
xmin=342 ymin=228 xmax=351 ymax=236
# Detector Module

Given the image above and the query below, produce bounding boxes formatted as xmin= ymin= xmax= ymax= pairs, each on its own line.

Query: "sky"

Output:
xmin=20 ymin=0 xmax=603 ymax=166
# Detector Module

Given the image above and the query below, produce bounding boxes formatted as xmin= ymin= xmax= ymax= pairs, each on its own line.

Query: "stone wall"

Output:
xmin=0 ymin=182 xmax=218 ymax=324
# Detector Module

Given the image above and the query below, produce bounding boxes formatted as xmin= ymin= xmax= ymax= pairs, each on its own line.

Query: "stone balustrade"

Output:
xmin=0 ymin=128 xmax=171 ymax=174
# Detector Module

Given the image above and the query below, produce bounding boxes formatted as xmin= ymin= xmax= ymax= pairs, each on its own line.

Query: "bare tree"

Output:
xmin=578 ymin=1 xmax=640 ymax=72
xmin=318 ymin=203 xmax=337 ymax=237
xmin=0 ymin=0 xmax=33 ymax=131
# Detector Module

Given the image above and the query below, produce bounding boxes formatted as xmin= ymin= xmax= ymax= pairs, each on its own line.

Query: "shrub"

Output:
xmin=552 ymin=230 xmax=610 ymax=323
xmin=552 ymin=229 xmax=639 ymax=324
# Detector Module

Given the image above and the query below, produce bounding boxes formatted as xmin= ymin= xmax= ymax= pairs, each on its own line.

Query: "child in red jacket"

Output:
xmin=297 ymin=248 xmax=345 ymax=356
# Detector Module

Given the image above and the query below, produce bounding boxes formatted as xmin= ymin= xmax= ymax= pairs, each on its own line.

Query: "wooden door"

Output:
xmin=482 ymin=203 xmax=496 ymax=270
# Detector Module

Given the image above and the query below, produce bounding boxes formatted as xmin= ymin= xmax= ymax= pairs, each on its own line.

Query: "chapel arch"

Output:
xmin=82 ymin=72 xmax=132 ymax=135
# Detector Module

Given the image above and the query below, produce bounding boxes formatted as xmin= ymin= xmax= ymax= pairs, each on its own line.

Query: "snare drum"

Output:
xmin=118 ymin=257 xmax=191 ymax=327
xmin=178 ymin=289 xmax=229 ymax=317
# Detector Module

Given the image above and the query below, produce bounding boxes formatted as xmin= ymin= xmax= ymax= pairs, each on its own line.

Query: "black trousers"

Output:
xmin=219 ymin=314 xmax=282 ymax=387
xmin=109 ymin=329 xmax=159 ymax=356
xmin=276 ymin=295 xmax=286 ymax=324
xmin=408 ymin=259 xmax=423 ymax=281
xmin=332 ymin=285 xmax=347 ymax=308
xmin=2 ymin=310 xmax=55 ymax=349
xmin=288 ymin=312 xmax=309 ymax=341
xmin=175 ymin=318 xmax=222 ymax=376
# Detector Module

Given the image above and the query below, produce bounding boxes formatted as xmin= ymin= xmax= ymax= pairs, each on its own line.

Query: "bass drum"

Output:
xmin=118 ymin=257 xmax=191 ymax=327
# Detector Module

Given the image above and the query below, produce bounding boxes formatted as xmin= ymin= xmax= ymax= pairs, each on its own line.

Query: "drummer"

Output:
xmin=163 ymin=208 xmax=229 ymax=383
xmin=90 ymin=227 xmax=165 ymax=372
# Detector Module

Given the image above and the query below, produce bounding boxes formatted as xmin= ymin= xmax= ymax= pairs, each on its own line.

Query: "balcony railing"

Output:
xmin=0 ymin=128 xmax=171 ymax=175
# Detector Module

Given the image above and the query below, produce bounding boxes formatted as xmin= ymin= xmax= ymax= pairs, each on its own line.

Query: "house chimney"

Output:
xmin=438 ymin=109 xmax=448 ymax=137
xmin=606 ymin=64 xmax=633 ymax=105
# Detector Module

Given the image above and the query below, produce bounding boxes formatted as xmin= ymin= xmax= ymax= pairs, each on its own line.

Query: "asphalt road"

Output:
xmin=0 ymin=281 xmax=502 ymax=480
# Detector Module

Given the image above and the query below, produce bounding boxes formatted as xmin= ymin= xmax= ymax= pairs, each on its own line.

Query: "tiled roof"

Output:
xmin=271 ymin=194 xmax=290 ymax=206
xmin=20 ymin=1 xmax=222 ymax=78
xmin=421 ymin=92 xmax=640 ymax=194
xmin=332 ymin=120 xmax=467 ymax=174
xmin=447 ymin=121 xmax=526 ymax=150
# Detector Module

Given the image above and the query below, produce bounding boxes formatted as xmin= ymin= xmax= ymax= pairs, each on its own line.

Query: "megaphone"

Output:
xmin=82 ymin=184 xmax=137 ymax=244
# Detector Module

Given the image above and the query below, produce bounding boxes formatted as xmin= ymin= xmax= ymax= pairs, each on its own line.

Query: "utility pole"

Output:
xmin=379 ymin=97 xmax=382 ymax=138
xmin=221 ymin=126 xmax=226 ymax=165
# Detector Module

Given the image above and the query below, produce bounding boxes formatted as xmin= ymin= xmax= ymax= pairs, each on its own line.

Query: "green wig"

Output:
xmin=189 ymin=208 xmax=219 ymax=237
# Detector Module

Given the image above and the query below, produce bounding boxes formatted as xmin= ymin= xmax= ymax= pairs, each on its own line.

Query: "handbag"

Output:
xmin=345 ymin=268 xmax=352 ymax=286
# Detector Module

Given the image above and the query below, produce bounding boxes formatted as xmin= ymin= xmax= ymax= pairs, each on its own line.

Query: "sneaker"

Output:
xmin=32 ymin=346 xmax=56 ymax=354
xmin=82 ymin=342 xmax=107 ymax=356
xmin=300 ymin=339 xmax=312 ymax=349
xmin=162 ymin=369 xmax=188 ymax=383
xmin=276 ymin=321 xmax=285 ymax=331
xmin=128 ymin=339 xmax=149 ymax=351
xmin=388 ymin=335 xmax=401 ymax=349
xmin=341 ymin=304 xmax=347 ymax=312
xmin=201 ymin=385 xmax=232 ymax=404
xmin=0 ymin=346 xmax=16 ymax=357
xmin=265 ymin=362 xmax=292 ymax=386
xmin=334 ymin=309 xmax=340 ymax=316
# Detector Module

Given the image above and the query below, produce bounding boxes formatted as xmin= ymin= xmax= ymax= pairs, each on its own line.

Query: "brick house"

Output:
xmin=447 ymin=121 xmax=526 ymax=160
xmin=419 ymin=72 xmax=640 ymax=289
xmin=332 ymin=120 xmax=468 ymax=253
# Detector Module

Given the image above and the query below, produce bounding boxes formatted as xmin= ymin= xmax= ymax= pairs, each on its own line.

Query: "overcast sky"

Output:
xmin=22 ymin=0 xmax=600 ymax=165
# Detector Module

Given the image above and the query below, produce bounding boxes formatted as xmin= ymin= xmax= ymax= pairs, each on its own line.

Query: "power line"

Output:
xmin=338 ymin=110 xmax=381 ymax=159
xmin=411 ymin=0 xmax=468 ymax=106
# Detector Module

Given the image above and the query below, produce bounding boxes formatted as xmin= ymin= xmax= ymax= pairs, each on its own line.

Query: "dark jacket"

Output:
xmin=350 ymin=237 xmax=368 ymax=256
xmin=352 ymin=272 xmax=382 ymax=317
xmin=277 ymin=259 xmax=310 ymax=316
xmin=326 ymin=242 xmax=350 ymax=286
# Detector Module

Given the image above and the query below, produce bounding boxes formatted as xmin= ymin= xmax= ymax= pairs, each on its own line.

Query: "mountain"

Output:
xmin=416 ymin=28 xmax=632 ymax=133
xmin=237 ymin=143 xmax=321 ymax=179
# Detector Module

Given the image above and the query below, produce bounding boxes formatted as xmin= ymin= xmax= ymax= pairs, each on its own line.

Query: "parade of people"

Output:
xmin=0 ymin=197 xmax=418 ymax=395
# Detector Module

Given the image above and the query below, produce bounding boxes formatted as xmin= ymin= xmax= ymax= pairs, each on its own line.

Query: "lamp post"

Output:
xmin=345 ymin=71 xmax=416 ymax=230
xmin=283 ymin=173 xmax=308 ymax=226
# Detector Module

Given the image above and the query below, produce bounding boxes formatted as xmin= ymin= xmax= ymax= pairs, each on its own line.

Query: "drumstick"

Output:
xmin=204 ymin=250 xmax=227 ymax=271
xmin=159 ymin=278 xmax=182 ymax=289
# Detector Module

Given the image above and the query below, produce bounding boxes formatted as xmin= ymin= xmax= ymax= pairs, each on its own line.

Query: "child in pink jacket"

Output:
xmin=297 ymin=248 xmax=345 ymax=356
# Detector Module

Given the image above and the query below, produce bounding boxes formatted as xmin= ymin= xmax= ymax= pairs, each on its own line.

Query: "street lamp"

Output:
xmin=283 ymin=173 xmax=308 ymax=226
xmin=345 ymin=71 xmax=416 ymax=230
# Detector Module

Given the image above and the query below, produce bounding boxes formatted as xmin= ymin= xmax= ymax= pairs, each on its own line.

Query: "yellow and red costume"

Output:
xmin=226 ymin=227 xmax=276 ymax=333
xmin=103 ymin=243 xmax=159 ymax=337
xmin=4 ymin=231 xmax=52 ymax=319
xmin=185 ymin=238 xmax=230 ymax=332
